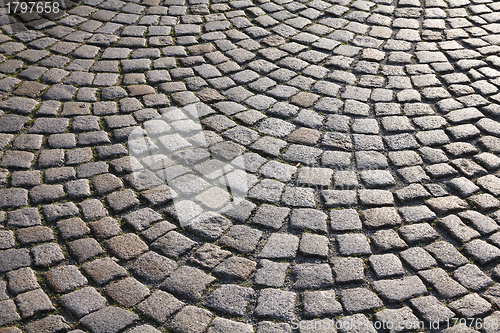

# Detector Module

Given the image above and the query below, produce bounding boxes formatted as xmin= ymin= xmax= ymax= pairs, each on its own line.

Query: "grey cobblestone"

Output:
xmin=2 ymin=0 xmax=500 ymax=330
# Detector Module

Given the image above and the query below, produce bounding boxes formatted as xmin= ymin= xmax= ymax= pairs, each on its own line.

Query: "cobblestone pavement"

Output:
xmin=2 ymin=0 xmax=500 ymax=332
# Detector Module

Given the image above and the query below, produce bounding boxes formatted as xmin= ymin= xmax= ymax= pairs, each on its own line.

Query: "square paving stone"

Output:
xmin=59 ymin=287 xmax=107 ymax=318
xmin=464 ymin=239 xmax=500 ymax=264
xmin=68 ymin=238 xmax=105 ymax=263
xmin=6 ymin=267 xmax=40 ymax=295
xmin=321 ymin=190 xmax=358 ymax=207
xmin=130 ymin=251 xmax=177 ymax=283
xmin=248 ymin=179 xmax=285 ymax=203
xmin=29 ymin=184 xmax=65 ymax=204
xmin=254 ymin=288 xmax=296 ymax=320
xmin=299 ymin=233 xmax=329 ymax=257
xmin=371 ymin=229 xmax=408 ymax=252
xmin=207 ymin=317 xmax=253 ymax=333
xmin=194 ymin=187 xmax=232 ymax=210
xmin=425 ymin=196 xmax=469 ymax=215
xmin=259 ymin=161 xmax=297 ymax=182
xmin=484 ymin=312 xmax=500 ymax=333
xmin=11 ymin=170 xmax=41 ymax=188
xmin=185 ymin=213 xmax=232 ymax=241
xmin=136 ymin=291 xmax=184 ymax=324
xmin=89 ymin=217 xmax=122 ymax=240
xmin=161 ymin=266 xmax=215 ymax=302
xmin=0 ymin=151 xmax=35 ymax=169
xmin=254 ymin=259 xmax=289 ymax=288
xmin=106 ymin=190 xmax=140 ymax=213
xmin=372 ymin=276 xmax=427 ymax=302
xmin=23 ymin=314 xmax=71 ymax=333
xmin=425 ymin=240 xmax=468 ymax=269
xmin=399 ymin=223 xmax=439 ymax=244
xmin=106 ymin=277 xmax=150 ymax=308
xmin=362 ymin=207 xmax=402 ymax=229
xmin=0 ymin=114 xmax=29 ymax=133
xmin=333 ymin=171 xmax=358 ymax=189
xmin=213 ymin=256 xmax=257 ymax=280
xmin=222 ymin=199 xmax=256 ymax=223
xmin=189 ymin=244 xmax=231 ymax=270
xmin=398 ymin=205 xmax=437 ymax=224
xmin=0 ymin=300 xmax=21 ymax=326
xmin=218 ymin=225 xmax=263 ymax=253
xmin=151 ymin=231 xmax=196 ymax=258
xmin=321 ymin=151 xmax=352 ymax=169
xmin=330 ymin=209 xmax=362 ymax=231
xmin=469 ymin=193 xmax=500 ymax=211
xmin=15 ymin=289 xmax=55 ymax=318
xmin=293 ymin=263 xmax=333 ymax=290
xmin=46 ymin=265 xmax=88 ymax=293
xmin=79 ymin=199 xmax=109 ymax=221
xmin=395 ymin=183 xmax=431 ymax=202
xmin=453 ymin=263 xmax=493 ymax=291
xmin=204 ymin=284 xmax=254 ymax=316
xmin=169 ymin=305 xmax=213 ymax=333
xmin=82 ymin=258 xmax=128 ymax=285
xmin=369 ymin=253 xmax=405 ymax=278
xmin=80 ymin=306 xmax=139 ymax=333
xmin=140 ymin=185 xmax=178 ymax=207
xmin=290 ymin=208 xmax=327 ymax=233
xmin=297 ymin=167 xmax=333 ymax=187
xmin=302 ymin=290 xmax=342 ymax=318
xmin=400 ymin=247 xmax=437 ymax=270
xmin=359 ymin=189 xmax=394 ymax=206
xmin=337 ymin=233 xmax=372 ymax=256
xmin=281 ymin=186 xmax=316 ymax=207
xmin=340 ymin=287 xmax=383 ymax=313
xmin=106 ymin=233 xmax=148 ymax=260
xmin=37 ymin=149 xmax=65 ymax=169
xmin=0 ymin=231 xmax=14 ymax=250
xmin=0 ymin=188 xmax=28 ymax=210
xmin=331 ymin=257 xmax=365 ymax=283
xmin=91 ymin=173 xmax=123 ymax=196
xmin=167 ymin=174 xmax=210 ymax=196
xmin=258 ymin=234 xmax=299 ymax=259
xmin=252 ymin=204 xmax=290 ymax=230
xmin=57 ymin=217 xmax=91 ymax=240
xmin=31 ymin=243 xmax=65 ymax=267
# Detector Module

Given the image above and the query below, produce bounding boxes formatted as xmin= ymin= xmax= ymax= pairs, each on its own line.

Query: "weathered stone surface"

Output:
xmin=254 ymin=288 xmax=296 ymax=320
xmin=80 ymin=307 xmax=138 ymax=333
xmin=136 ymin=291 xmax=184 ymax=324
xmin=4 ymin=1 xmax=500 ymax=331
xmin=160 ymin=266 xmax=215 ymax=302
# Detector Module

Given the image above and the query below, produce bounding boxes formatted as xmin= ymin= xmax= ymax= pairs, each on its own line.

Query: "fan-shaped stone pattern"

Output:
xmin=1 ymin=0 xmax=500 ymax=331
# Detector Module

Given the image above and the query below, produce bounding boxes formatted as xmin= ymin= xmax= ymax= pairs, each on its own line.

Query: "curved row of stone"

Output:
xmin=0 ymin=0 xmax=500 ymax=332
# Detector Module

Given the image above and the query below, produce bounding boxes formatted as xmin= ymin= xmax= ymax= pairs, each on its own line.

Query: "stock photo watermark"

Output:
xmin=290 ymin=317 xmax=500 ymax=332
xmin=0 ymin=0 xmax=75 ymax=33
xmin=128 ymin=102 xmax=251 ymax=227
xmin=127 ymin=102 xmax=400 ymax=227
